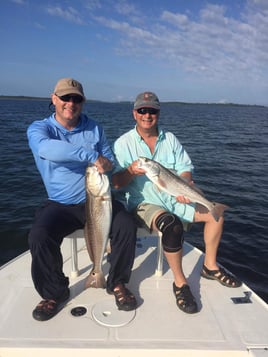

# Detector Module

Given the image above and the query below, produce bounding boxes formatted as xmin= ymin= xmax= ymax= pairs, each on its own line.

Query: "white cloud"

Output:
xmin=161 ymin=11 xmax=190 ymax=29
xmin=114 ymin=0 xmax=137 ymax=16
xmin=46 ymin=6 xmax=85 ymax=25
xmin=84 ymin=0 xmax=102 ymax=11
xmin=90 ymin=1 xmax=267 ymax=84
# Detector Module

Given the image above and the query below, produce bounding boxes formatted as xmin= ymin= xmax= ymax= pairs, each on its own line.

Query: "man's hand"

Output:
xmin=94 ymin=156 xmax=113 ymax=173
xmin=128 ymin=160 xmax=146 ymax=176
xmin=175 ymin=178 xmax=194 ymax=204
xmin=175 ymin=195 xmax=191 ymax=204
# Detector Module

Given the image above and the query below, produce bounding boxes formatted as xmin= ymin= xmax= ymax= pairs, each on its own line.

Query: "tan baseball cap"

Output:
xmin=53 ymin=78 xmax=85 ymax=99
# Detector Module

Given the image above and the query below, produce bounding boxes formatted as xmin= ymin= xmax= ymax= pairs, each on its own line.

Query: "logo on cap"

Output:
xmin=144 ymin=93 xmax=151 ymax=100
xmin=69 ymin=79 xmax=79 ymax=88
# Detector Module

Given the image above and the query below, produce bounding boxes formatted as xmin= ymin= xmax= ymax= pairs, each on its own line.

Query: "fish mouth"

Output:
xmin=137 ymin=157 xmax=147 ymax=169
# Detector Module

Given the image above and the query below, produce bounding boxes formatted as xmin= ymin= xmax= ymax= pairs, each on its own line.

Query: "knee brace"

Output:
xmin=155 ymin=212 xmax=184 ymax=253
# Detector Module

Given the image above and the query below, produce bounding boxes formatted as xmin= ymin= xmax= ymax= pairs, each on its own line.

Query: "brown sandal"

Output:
xmin=107 ymin=283 xmax=137 ymax=311
xmin=32 ymin=290 xmax=70 ymax=321
xmin=32 ymin=297 xmax=68 ymax=321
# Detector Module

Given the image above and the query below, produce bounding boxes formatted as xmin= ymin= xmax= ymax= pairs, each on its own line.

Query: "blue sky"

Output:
xmin=1 ymin=0 xmax=268 ymax=105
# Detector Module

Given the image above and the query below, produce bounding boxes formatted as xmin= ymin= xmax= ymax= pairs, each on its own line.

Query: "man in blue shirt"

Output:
xmin=27 ymin=78 xmax=137 ymax=321
xmin=112 ymin=91 xmax=241 ymax=314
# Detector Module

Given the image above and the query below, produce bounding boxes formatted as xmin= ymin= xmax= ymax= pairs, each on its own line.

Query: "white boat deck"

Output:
xmin=0 ymin=231 xmax=267 ymax=357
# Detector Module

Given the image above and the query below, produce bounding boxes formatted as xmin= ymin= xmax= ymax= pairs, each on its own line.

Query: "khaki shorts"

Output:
xmin=135 ymin=202 xmax=192 ymax=232
xmin=135 ymin=203 xmax=165 ymax=231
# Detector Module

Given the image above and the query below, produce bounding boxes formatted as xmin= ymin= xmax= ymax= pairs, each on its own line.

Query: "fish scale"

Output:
xmin=137 ymin=157 xmax=228 ymax=222
xmin=84 ymin=166 xmax=112 ymax=289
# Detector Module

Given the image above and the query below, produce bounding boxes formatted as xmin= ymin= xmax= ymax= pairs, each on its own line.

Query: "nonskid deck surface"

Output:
xmin=0 ymin=236 xmax=267 ymax=356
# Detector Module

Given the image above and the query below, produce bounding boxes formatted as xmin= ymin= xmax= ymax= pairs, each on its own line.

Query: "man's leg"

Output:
xmin=29 ymin=201 xmax=85 ymax=320
xmin=194 ymin=204 xmax=241 ymax=287
xmin=106 ymin=200 xmax=137 ymax=311
xmin=152 ymin=210 xmax=198 ymax=314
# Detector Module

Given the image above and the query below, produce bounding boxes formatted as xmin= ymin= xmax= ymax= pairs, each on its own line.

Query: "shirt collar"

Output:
xmin=134 ymin=125 xmax=165 ymax=141
xmin=49 ymin=113 xmax=83 ymax=133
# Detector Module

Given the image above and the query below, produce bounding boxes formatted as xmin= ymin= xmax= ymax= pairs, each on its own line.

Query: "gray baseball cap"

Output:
xmin=134 ymin=92 xmax=160 ymax=110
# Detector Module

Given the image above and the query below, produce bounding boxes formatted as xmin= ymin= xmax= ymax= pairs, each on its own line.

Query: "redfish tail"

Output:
xmin=210 ymin=203 xmax=229 ymax=222
xmin=84 ymin=270 xmax=106 ymax=289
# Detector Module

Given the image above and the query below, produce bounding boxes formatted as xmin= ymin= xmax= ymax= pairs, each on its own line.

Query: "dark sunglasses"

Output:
xmin=137 ymin=107 xmax=159 ymax=115
xmin=56 ymin=94 xmax=84 ymax=104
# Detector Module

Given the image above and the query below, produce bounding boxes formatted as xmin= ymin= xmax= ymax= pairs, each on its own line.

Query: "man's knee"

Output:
xmin=155 ymin=212 xmax=184 ymax=252
xmin=111 ymin=210 xmax=137 ymax=247
xmin=28 ymin=225 xmax=49 ymax=248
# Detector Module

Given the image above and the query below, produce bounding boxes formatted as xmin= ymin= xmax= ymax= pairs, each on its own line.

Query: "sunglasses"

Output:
xmin=56 ymin=94 xmax=84 ymax=104
xmin=136 ymin=108 xmax=159 ymax=115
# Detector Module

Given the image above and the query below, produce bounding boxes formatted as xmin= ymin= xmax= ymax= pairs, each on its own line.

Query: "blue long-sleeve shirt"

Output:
xmin=27 ymin=113 xmax=114 ymax=204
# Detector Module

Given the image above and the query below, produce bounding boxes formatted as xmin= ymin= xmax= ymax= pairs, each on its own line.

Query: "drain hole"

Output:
xmin=102 ymin=311 xmax=111 ymax=317
xmin=71 ymin=306 xmax=87 ymax=317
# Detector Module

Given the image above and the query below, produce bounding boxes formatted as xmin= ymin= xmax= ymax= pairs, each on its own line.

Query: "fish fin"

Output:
xmin=210 ymin=203 xmax=229 ymax=222
xmin=85 ymin=270 xmax=106 ymax=289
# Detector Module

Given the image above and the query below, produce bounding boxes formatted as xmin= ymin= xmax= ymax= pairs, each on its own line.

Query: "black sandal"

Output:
xmin=173 ymin=283 xmax=198 ymax=314
xmin=201 ymin=264 xmax=242 ymax=288
xmin=107 ymin=283 xmax=137 ymax=311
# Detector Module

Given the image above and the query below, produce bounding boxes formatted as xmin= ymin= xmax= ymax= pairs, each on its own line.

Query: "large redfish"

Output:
xmin=137 ymin=157 xmax=228 ymax=222
xmin=84 ymin=166 xmax=112 ymax=289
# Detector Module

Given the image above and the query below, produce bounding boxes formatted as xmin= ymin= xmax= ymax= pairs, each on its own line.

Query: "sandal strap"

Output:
xmin=173 ymin=284 xmax=195 ymax=302
xmin=33 ymin=292 xmax=69 ymax=321
xmin=36 ymin=299 xmax=57 ymax=312
xmin=109 ymin=283 xmax=137 ymax=311
xmin=173 ymin=283 xmax=198 ymax=314
xmin=217 ymin=268 xmax=238 ymax=284
xmin=202 ymin=265 xmax=242 ymax=287
xmin=113 ymin=284 xmax=134 ymax=302
xmin=202 ymin=264 xmax=220 ymax=276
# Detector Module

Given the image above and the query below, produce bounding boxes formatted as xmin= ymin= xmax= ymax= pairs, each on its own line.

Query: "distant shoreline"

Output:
xmin=0 ymin=95 xmax=265 ymax=107
xmin=0 ymin=95 xmax=50 ymax=101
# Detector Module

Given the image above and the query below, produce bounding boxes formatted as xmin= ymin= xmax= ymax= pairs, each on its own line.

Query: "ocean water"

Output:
xmin=0 ymin=99 xmax=267 ymax=303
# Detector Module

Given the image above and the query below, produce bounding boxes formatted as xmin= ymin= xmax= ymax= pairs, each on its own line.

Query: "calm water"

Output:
xmin=0 ymin=99 xmax=267 ymax=303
